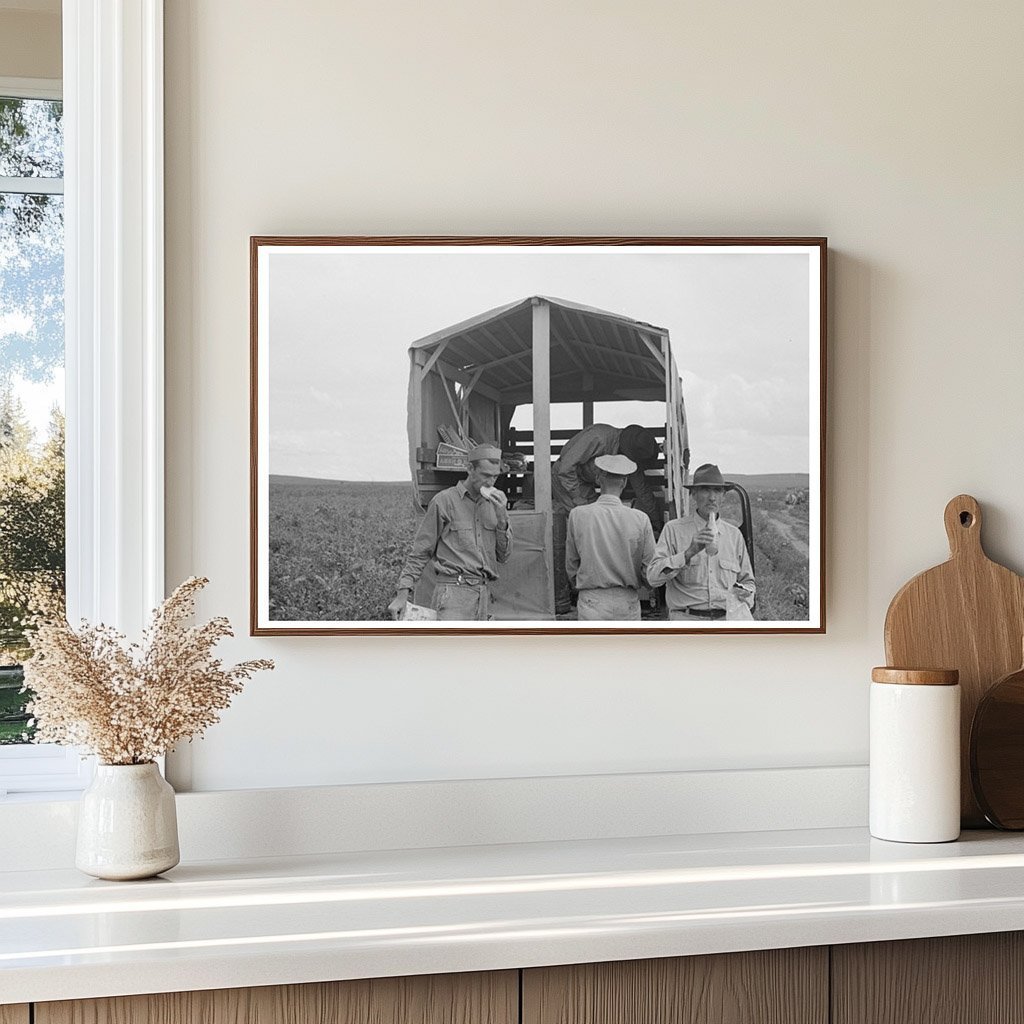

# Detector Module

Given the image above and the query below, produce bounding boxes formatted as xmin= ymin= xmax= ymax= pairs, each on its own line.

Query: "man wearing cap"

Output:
xmin=388 ymin=444 xmax=512 ymax=621
xmin=565 ymin=454 xmax=656 ymax=620
xmin=551 ymin=423 xmax=661 ymax=615
xmin=647 ymin=463 xmax=755 ymax=621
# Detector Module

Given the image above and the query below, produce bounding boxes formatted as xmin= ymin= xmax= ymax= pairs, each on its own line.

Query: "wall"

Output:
xmin=163 ymin=0 xmax=1024 ymax=792
xmin=0 ymin=8 xmax=60 ymax=80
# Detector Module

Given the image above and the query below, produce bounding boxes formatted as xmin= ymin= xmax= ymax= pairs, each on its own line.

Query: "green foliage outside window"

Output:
xmin=0 ymin=95 xmax=65 ymax=744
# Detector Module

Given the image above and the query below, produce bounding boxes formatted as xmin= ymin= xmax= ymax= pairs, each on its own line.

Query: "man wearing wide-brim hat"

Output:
xmin=389 ymin=444 xmax=512 ymax=621
xmin=565 ymin=454 xmax=656 ymax=621
xmin=647 ymin=463 xmax=755 ymax=621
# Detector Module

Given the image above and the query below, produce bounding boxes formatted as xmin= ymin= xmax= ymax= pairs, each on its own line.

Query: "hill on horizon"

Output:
xmin=272 ymin=474 xmax=408 ymax=487
xmin=271 ymin=472 xmax=809 ymax=490
xmin=726 ymin=472 xmax=810 ymax=489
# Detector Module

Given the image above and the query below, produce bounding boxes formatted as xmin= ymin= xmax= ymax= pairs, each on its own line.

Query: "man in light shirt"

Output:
xmin=389 ymin=444 xmax=512 ymax=621
xmin=565 ymin=454 xmax=656 ymax=621
xmin=647 ymin=463 xmax=755 ymax=621
xmin=551 ymin=423 xmax=661 ymax=615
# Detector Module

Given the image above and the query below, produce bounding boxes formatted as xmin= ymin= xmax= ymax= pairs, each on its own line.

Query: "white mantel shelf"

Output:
xmin=5 ymin=826 xmax=1024 ymax=1004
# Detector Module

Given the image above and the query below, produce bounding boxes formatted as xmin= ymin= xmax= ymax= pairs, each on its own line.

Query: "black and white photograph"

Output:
xmin=251 ymin=238 xmax=825 ymax=634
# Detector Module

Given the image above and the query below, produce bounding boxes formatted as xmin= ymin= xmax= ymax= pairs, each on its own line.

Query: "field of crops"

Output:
xmin=268 ymin=476 xmax=811 ymax=622
xmin=721 ymin=487 xmax=810 ymax=621
xmin=269 ymin=478 xmax=421 ymax=621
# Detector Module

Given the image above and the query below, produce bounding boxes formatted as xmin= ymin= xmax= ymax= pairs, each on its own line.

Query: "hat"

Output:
xmin=619 ymin=424 xmax=660 ymax=464
xmin=467 ymin=443 xmax=502 ymax=463
xmin=595 ymin=453 xmax=637 ymax=476
xmin=683 ymin=463 xmax=727 ymax=488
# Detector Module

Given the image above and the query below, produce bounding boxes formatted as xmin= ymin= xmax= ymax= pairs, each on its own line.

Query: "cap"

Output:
xmin=467 ymin=443 xmax=502 ymax=462
xmin=595 ymin=453 xmax=637 ymax=476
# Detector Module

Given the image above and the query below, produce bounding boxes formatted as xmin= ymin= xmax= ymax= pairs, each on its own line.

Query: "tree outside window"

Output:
xmin=0 ymin=94 xmax=65 ymax=744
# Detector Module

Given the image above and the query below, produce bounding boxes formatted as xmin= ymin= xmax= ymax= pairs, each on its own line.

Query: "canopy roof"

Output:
xmin=409 ymin=296 xmax=671 ymax=404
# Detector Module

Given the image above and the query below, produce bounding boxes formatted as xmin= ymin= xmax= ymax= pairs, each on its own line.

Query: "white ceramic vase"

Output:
xmin=76 ymin=762 xmax=180 ymax=880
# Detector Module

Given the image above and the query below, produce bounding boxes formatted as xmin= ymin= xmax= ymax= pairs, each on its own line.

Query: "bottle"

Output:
xmin=869 ymin=667 xmax=960 ymax=843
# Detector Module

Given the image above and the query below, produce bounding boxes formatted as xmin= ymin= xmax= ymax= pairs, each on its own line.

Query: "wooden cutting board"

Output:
xmin=884 ymin=494 xmax=1024 ymax=827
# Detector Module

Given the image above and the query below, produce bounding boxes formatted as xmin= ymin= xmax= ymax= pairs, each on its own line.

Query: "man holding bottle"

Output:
xmin=647 ymin=463 xmax=755 ymax=620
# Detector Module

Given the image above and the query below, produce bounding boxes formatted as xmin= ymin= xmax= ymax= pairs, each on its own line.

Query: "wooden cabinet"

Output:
xmin=522 ymin=948 xmax=828 ymax=1024
xmin=18 ymin=933 xmax=1024 ymax=1024
xmin=35 ymin=972 xmax=518 ymax=1024
xmin=521 ymin=935 xmax=1024 ymax=1024
xmin=832 ymin=932 xmax=1024 ymax=1024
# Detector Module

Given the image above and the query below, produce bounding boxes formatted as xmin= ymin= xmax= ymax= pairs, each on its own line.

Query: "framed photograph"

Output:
xmin=251 ymin=237 xmax=826 ymax=635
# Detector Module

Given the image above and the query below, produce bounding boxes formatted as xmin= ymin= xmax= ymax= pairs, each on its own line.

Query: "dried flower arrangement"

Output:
xmin=22 ymin=576 xmax=273 ymax=765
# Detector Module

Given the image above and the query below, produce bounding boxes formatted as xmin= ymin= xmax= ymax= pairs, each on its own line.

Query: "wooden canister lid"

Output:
xmin=871 ymin=667 xmax=959 ymax=686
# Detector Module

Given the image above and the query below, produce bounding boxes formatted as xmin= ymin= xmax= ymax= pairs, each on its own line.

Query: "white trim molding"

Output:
xmin=0 ymin=744 xmax=92 ymax=800
xmin=0 ymin=175 xmax=63 ymax=194
xmin=0 ymin=766 xmax=870 ymax=868
xmin=0 ymin=75 xmax=62 ymax=100
xmin=63 ymin=0 xmax=164 ymax=633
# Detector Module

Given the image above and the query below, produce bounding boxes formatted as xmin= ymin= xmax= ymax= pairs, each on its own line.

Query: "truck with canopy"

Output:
xmin=406 ymin=295 xmax=751 ymax=619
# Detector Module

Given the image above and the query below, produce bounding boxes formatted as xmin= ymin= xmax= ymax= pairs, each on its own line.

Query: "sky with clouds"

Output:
xmin=267 ymin=247 xmax=813 ymax=481
xmin=1 ymin=98 xmax=65 ymax=443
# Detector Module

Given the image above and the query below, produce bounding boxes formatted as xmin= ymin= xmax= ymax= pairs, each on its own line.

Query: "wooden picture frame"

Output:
xmin=251 ymin=237 xmax=826 ymax=635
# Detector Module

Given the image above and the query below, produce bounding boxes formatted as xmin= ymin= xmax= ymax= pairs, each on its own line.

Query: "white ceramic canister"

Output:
xmin=870 ymin=667 xmax=961 ymax=843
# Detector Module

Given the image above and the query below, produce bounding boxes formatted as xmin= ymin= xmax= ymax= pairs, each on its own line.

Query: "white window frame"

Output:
xmin=0 ymin=77 xmax=61 ymax=101
xmin=0 ymin=76 xmax=64 ymax=191
xmin=0 ymin=0 xmax=164 ymax=799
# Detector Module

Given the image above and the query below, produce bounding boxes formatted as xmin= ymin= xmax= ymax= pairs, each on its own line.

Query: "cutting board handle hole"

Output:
xmin=960 ymin=511 xmax=974 ymax=527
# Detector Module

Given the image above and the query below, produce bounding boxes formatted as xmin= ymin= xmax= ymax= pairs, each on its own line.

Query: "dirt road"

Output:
xmin=768 ymin=513 xmax=810 ymax=559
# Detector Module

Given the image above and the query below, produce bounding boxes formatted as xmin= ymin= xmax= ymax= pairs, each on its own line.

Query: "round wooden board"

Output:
xmin=971 ymin=664 xmax=1024 ymax=829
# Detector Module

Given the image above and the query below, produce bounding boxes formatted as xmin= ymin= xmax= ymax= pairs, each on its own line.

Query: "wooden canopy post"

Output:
xmin=409 ymin=349 xmax=426 ymax=508
xmin=532 ymin=299 xmax=554 ymax=615
xmin=582 ymin=372 xmax=594 ymax=428
xmin=662 ymin=336 xmax=675 ymax=517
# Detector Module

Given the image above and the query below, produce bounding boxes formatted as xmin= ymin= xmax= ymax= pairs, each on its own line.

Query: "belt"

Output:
xmin=438 ymin=573 xmax=488 ymax=586
xmin=680 ymin=604 xmax=727 ymax=619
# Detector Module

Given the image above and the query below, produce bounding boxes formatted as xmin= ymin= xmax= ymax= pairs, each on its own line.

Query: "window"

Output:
xmin=0 ymin=86 xmax=65 ymax=734
xmin=0 ymin=4 xmax=166 ymax=799
xmin=0 ymin=79 xmax=84 ymax=797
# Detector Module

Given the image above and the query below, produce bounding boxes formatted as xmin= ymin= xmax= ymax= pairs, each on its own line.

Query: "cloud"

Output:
xmin=263 ymin=247 xmax=814 ymax=480
xmin=270 ymin=424 xmax=409 ymax=481
xmin=681 ymin=371 xmax=809 ymax=473
xmin=308 ymin=386 xmax=346 ymax=410
xmin=0 ymin=312 xmax=33 ymax=337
